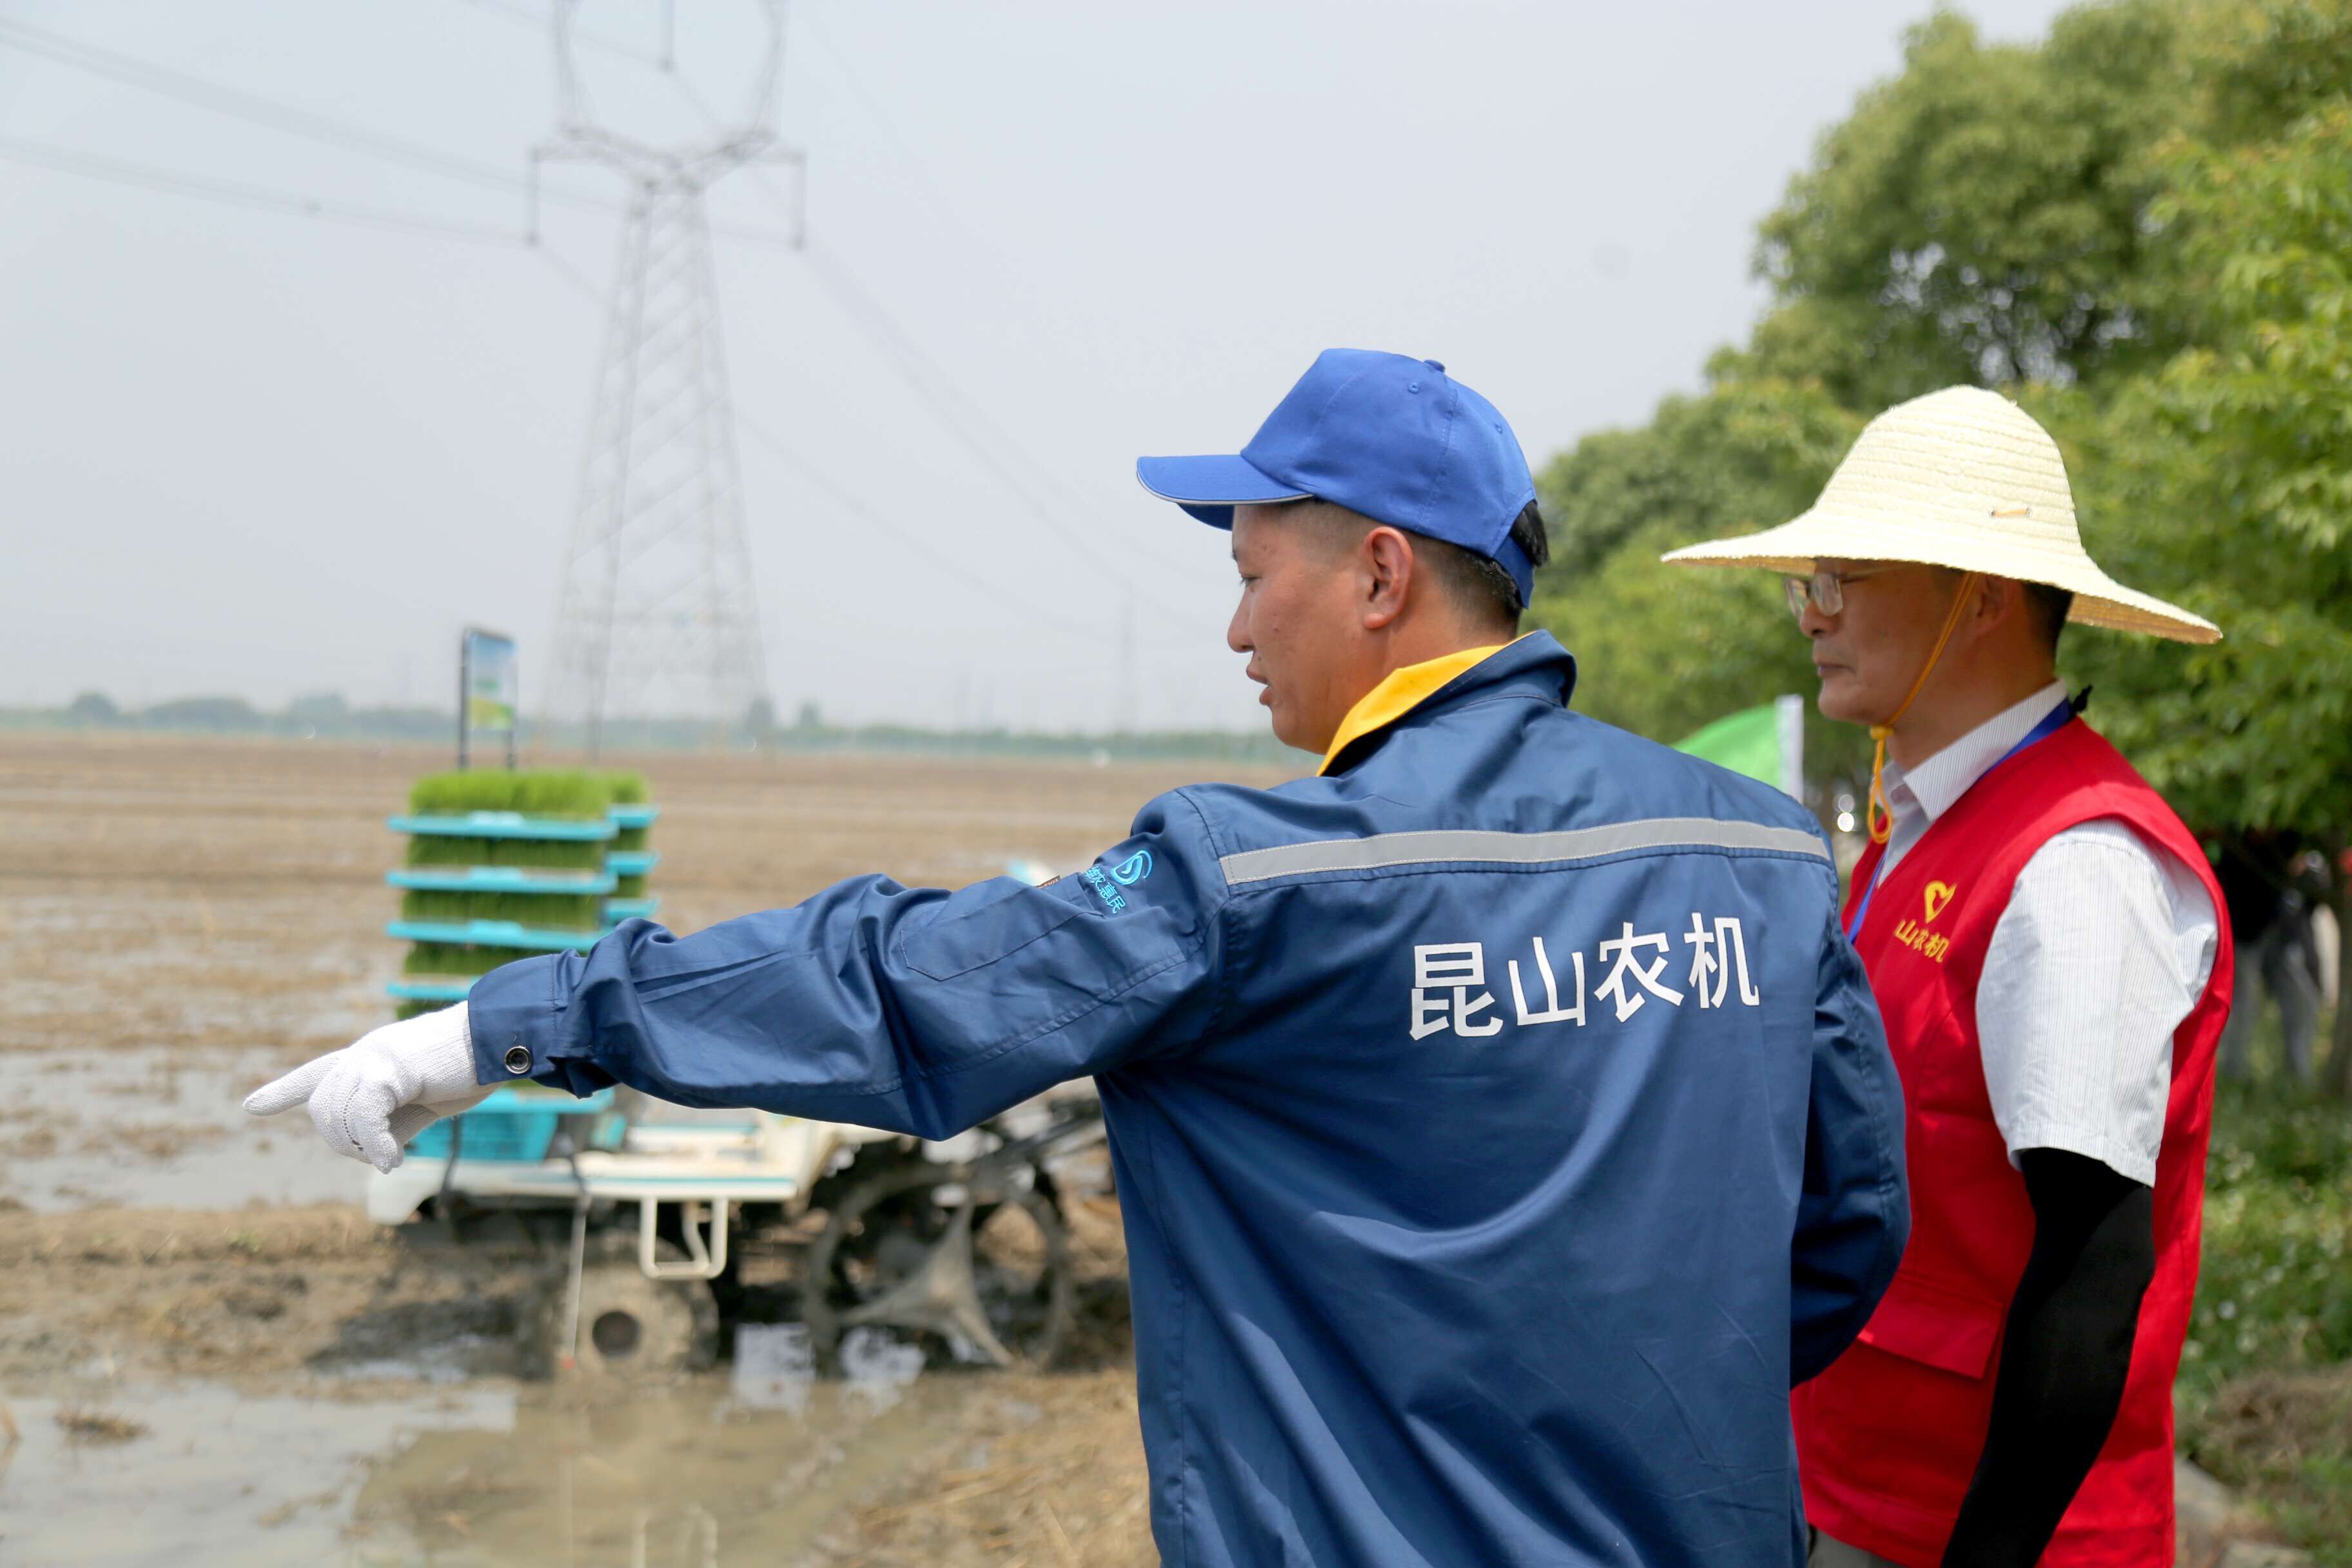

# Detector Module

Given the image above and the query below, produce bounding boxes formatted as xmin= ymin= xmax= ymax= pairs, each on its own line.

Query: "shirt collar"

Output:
xmin=1317 ymin=631 xmax=1568 ymax=775
xmin=1881 ymin=679 xmax=2070 ymax=828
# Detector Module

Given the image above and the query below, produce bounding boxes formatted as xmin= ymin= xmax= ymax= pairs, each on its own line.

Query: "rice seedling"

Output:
xmin=398 ymin=889 xmax=604 ymax=928
xmin=604 ymin=770 xmax=654 ymax=852
xmin=401 ymin=945 xmax=520 ymax=978
xmin=409 ymin=770 xmax=612 ymax=819
xmin=405 ymin=834 xmax=607 ymax=870
xmin=387 ymin=769 xmax=655 ymax=1024
xmin=397 ymin=769 xmax=616 ymax=936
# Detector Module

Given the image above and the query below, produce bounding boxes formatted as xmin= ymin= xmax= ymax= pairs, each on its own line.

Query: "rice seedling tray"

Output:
xmin=389 ymin=812 xmax=616 ymax=842
xmin=386 ymin=919 xmax=603 ymax=952
xmin=386 ymin=867 xmax=618 ymax=895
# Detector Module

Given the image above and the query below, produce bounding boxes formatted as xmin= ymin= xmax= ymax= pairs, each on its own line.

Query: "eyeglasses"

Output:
xmin=1783 ymin=568 xmax=1884 ymax=620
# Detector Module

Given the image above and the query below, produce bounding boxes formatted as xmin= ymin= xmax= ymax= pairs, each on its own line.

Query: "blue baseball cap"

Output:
xmin=1135 ymin=348 xmax=1539 ymax=603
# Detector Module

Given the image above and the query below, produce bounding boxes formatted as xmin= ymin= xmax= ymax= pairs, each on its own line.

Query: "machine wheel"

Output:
xmin=534 ymin=1239 xmax=719 ymax=1380
xmin=802 ymin=1161 xmax=1073 ymax=1373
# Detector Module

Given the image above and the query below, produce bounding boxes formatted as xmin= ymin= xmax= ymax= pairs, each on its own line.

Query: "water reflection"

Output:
xmin=0 ymin=1360 xmax=985 ymax=1567
xmin=348 ymin=1373 xmax=970 ymax=1565
xmin=0 ymin=1381 xmax=511 ymax=1565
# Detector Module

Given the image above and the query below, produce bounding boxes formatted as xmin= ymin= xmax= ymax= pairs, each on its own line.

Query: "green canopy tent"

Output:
xmin=1673 ymin=694 xmax=1805 ymax=799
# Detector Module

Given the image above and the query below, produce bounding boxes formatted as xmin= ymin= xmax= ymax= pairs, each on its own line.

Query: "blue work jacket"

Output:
xmin=469 ymin=632 xmax=1907 ymax=1567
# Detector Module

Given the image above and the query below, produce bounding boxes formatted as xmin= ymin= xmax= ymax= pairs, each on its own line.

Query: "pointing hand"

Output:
xmin=243 ymin=1003 xmax=493 ymax=1172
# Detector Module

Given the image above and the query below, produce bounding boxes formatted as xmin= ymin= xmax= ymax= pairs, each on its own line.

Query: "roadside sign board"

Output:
xmin=459 ymin=627 xmax=518 ymax=770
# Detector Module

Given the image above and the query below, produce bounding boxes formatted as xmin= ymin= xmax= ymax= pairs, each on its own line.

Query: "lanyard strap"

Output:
xmin=1843 ymin=698 xmax=2077 ymax=943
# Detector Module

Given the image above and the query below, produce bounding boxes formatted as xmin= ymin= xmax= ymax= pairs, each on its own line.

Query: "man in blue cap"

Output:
xmin=251 ymin=349 xmax=1908 ymax=1566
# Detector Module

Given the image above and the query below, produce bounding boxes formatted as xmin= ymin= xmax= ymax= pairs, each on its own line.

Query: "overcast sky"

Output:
xmin=0 ymin=0 xmax=2078 ymax=732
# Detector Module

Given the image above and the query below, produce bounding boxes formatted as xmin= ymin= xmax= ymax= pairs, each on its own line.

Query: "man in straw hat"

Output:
xmin=1666 ymin=386 xmax=2233 ymax=1567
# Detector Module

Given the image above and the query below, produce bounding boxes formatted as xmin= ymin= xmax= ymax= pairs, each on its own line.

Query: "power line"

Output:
xmin=734 ymin=411 xmax=1102 ymax=645
xmin=662 ymin=71 xmax=1210 ymax=616
xmin=0 ymin=139 xmax=1194 ymax=658
xmin=0 ymin=136 xmax=1126 ymax=667
xmin=796 ymin=14 xmax=1021 ymax=302
xmin=796 ymin=240 xmax=1197 ymax=607
xmin=0 ymin=15 xmax=571 ymax=204
xmin=5 ymin=10 xmax=1200 ymax=625
xmin=0 ymin=9 xmax=1215 ymax=657
xmin=0 ymin=133 xmax=528 ymax=246
xmin=533 ymin=240 xmax=606 ymax=305
xmin=0 ymin=15 xmax=798 ymax=247
xmin=531 ymin=244 xmax=1184 ymax=653
xmin=737 ymin=36 xmax=1210 ymax=588
xmin=456 ymin=0 xmax=666 ymax=69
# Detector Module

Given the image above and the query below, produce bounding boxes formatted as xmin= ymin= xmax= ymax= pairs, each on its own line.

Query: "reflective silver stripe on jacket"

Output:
xmin=1218 ymin=818 xmax=1829 ymax=887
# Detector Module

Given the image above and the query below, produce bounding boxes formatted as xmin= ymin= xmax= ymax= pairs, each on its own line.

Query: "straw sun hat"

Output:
xmin=1661 ymin=386 xmax=2219 ymax=643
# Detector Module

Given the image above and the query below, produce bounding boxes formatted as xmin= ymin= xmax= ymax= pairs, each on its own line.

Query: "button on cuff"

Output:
xmin=502 ymin=1044 xmax=533 ymax=1076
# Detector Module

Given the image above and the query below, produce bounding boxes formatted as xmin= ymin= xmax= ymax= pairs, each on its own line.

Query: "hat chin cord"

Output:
xmin=1865 ymin=572 xmax=1983 ymax=846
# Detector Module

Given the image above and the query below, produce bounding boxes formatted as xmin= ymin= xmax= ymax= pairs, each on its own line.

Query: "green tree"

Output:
xmin=1734 ymin=4 xmax=2189 ymax=402
xmin=1531 ymin=378 xmax=1868 ymax=780
xmin=64 ymin=691 xmax=119 ymax=727
xmin=2051 ymin=96 xmax=2352 ymax=1088
xmin=1529 ymin=0 xmax=2352 ymax=1088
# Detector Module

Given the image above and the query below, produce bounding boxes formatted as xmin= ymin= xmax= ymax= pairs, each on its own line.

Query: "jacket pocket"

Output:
xmin=1856 ymin=1271 xmax=2005 ymax=1380
xmin=899 ymin=884 xmax=1084 ymax=981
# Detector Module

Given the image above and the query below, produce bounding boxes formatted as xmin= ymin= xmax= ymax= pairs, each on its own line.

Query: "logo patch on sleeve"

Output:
xmin=1081 ymin=866 xmax=1129 ymax=912
xmin=1110 ymin=850 xmax=1154 ymax=886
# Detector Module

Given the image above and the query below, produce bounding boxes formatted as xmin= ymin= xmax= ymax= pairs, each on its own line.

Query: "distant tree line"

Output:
xmin=10 ymin=689 xmax=1303 ymax=766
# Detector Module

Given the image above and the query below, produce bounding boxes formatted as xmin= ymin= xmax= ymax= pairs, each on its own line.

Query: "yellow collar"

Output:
xmin=1318 ymin=638 xmax=1522 ymax=774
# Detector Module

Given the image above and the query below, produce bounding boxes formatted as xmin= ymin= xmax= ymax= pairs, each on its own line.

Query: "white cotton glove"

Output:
xmin=243 ymin=1003 xmax=495 ymax=1172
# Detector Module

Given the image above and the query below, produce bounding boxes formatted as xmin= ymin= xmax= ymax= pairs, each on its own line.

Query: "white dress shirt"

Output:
xmin=1876 ymin=681 xmax=2218 ymax=1187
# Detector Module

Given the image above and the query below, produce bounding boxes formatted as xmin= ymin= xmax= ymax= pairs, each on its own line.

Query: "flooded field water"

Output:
xmin=0 ymin=734 xmax=1279 ymax=1563
xmin=3 ymin=1045 xmax=366 ymax=1213
xmin=1 ymin=1371 xmax=1140 ymax=1567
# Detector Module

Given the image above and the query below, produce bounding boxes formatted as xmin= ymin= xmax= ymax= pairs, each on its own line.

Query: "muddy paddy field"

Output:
xmin=0 ymin=734 xmax=1289 ymax=1565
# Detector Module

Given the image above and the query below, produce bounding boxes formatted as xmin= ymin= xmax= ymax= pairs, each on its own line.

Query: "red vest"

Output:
xmin=1792 ymin=718 xmax=2232 ymax=1567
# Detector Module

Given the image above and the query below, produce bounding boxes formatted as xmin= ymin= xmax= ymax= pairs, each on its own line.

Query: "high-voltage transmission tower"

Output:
xmin=534 ymin=0 xmax=802 ymax=756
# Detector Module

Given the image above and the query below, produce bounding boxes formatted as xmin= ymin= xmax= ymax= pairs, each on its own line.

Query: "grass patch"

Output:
xmin=2189 ymin=1366 xmax=2352 ymax=1562
xmin=2177 ymin=1077 xmax=2352 ymax=1564
xmin=2180 ymin=1084 xmax=2352 ymax=1395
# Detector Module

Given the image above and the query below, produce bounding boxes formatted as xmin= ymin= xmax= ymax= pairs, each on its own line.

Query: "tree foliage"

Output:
xmin=1741 ymin=4 xmax=2189 ymax=398
xmin=1525 ymin=0 xmax=2352 ymax=1081
xmin=1530 ymin=379 xmax=1869 ymax=778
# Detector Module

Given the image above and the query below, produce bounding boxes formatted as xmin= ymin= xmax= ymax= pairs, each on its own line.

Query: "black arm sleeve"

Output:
xmin=1940 ymin=1149 xmax=2155 ymax=1567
